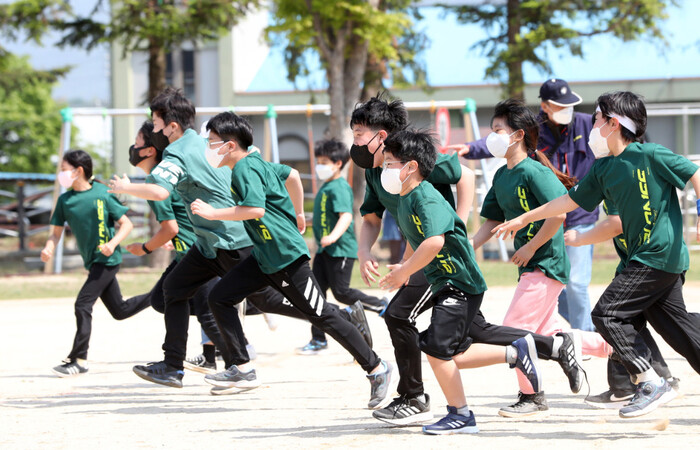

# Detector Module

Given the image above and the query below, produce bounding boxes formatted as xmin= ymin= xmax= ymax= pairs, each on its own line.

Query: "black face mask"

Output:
xmin=128 ymin=145 xmax=150 ymax=167
xmin=151 ymin=129 xmax=170 ymax=153
xmin=350 ymin=132 xmax=380 ymax=169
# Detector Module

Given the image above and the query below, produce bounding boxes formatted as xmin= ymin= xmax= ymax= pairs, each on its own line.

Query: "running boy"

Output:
xmin=298 ymin=138 xmax=388 ymax=355
xmin=190 ymin=111 xmax=394 ymax=408
xmin=494 ymin=91 xmax=700 ymax=418
xmin=377 ymin=128 xmax=541 ymax=434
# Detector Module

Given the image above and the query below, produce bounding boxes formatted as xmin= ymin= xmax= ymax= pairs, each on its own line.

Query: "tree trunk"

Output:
xmin=147 ymin=41 xmax=167 ymax=103
xmin=506 ymin=0 xmax=524 ymax=100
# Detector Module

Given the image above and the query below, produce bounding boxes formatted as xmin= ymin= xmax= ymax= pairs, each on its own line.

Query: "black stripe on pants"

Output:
xmin=592 ymin=261 xmax=700 ymax=378
xmin=209 ymin=254 xmax=381 ymax=372
xmin=67 ymin=264 xmax=151 ymax=360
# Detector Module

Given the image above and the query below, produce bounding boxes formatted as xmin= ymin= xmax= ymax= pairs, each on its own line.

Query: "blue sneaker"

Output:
xmin=619 ymin=378 xmax=677 ymax=418
xmin=367 ymin=360 xmax=393 ymax=409
xmin=422 ymin=406 xmax=479 ymax=435
xmin=295 ymin=339 xmax=328 ymax=355
xmin=510 ymin=334 xmax=542 ymax=393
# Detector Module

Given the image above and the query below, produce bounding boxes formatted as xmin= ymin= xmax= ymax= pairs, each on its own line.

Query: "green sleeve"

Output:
xmin=529 ymin=169 xmax=567 ymax=205
xmin=332 ymin=183 xmax=354 ymax=214
xmin=105 ymin=192 xmax=129 ymax=220
xmin=232 ymin=166 xmax=267 ymax=208
xmin=271 ymin=163 xmax=292 ymax=181
xmin=415 ymin=196 xmax=454 ymax=239
xmin=568 ymin=164 xmax=604 ymax=212
xmin=480 ymin=186 xmax=505 ymax=222
xmin=50 ymin=196 xmax=65 ymax=226
xmin=148 ymin=196 xmax=176 ymax=222
xmin=652 ymin=145 xmax=699 ymax=189
xmin=359 ymin=170 xmax=385 ymax=217
xmin=149 ymin=153 xmax=186 ymax=193
xmin=602 ymin=199 xmax=619 ymax=216
xmin=426 ymin=153 xmax=461 ymax=185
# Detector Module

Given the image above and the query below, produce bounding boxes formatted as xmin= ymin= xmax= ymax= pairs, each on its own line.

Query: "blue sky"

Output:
xmin=4 ymin=1 xmax=699 ymax=103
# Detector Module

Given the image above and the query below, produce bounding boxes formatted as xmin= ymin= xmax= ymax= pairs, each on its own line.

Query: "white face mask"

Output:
xmin=205 ymin=142 xmax=227 ymax=169
xmin=58 ymin=169 xmax=77 ymax=188
xmin=380 ymin=162 xmax=410 ymax=195
xmin=315 ymin=164 xmax=335 ymax=181
xmin=551 ymin=106 xmax=574 ymax=125
xmin=588 ymin=126 xmax=613 ymax=158
xmin=485 ymin=131 xmax=518 ymax=158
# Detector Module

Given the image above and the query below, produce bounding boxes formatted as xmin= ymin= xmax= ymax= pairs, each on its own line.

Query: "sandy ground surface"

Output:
xmin=1 ymin=284 xmax=700 ymax=449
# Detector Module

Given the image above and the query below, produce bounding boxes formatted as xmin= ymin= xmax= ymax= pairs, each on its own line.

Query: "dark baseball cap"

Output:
xmin=539 ymin=79 xmax=582 ymax=106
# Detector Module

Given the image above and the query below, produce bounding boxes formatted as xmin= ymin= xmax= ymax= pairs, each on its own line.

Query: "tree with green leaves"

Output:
xmin=448 ymin=0 xmax=676 ymax=99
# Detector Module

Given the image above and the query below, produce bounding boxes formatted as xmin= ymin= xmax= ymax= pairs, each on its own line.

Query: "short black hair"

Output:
xmin=350 ymin=93 xmax=408 ymax=133
xmin=150 ymin=86 xmax=195 ymax=131
xmin=595 ymin=91 xmax=647 ymax=143
xmin=206 ymin=111 xmax=254 ymax=150
xmin=138 ymin=120 xmax=163 ymax=161
xmin=492 ymin=98 xmax=539 ymax=153
xmin=382 ymin=128 xmax=437 ymax=179
xmin=314 ymin=139 xmax=349 ymax=168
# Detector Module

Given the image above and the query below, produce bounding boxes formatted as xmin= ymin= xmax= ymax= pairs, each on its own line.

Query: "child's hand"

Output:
xmin=40 ymin=246 xmax=53 ymax=263
xmin=125 ymin=243 xmax=146 ymax=256
xmin=358 ymin=253 xmax=381 ymax=286
xmin=191 ymin=199 xmax=215 ymax=220
xmin=379 ymin=263 xmax=409 ymax=291
xmin=443 ymin=144 xmax=470 ymax=157
xmin=511 ymin=242 xmax=535 ymax=267
xmin=564 ymin=229 xmax=580 ymax=246
xmin=99 ymin=242 xmax=115 ymax=257
xmin=492 ymin=217 xmax=526 ymax=240
xmin=296 ymin=213 xmax=306 ymax=234
xmin=108 ymin=174 xmax=131 ymax=194
xmin=320 ymin=235 xmax=335 ymax=247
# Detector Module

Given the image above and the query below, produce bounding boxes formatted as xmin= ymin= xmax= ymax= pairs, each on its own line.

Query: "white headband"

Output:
xmin=596 ymin=106 xmax=637 ymax=134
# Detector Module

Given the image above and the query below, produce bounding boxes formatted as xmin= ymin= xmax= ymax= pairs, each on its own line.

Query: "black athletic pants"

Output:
xmin=310 ymin=252 xmax=386 ymax=343
xmin=67 ymin=264 xmax=151 ymax=360
xmin=592 ymin=261 xmax=700 ymax=378
xmin=383 ymin=270 xmax=556 ymax=399
xmin=209 ymin=254 xmax=381 ymax=372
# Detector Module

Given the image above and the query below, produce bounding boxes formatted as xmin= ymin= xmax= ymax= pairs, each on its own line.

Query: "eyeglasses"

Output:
xmin=382 ymin=160 xmax=407 ymax=170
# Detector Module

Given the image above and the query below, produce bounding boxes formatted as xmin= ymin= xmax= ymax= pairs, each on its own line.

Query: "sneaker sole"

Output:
xmin=619 ymin=389 xmax=678 ymax=418
xmin=422 ymin=425 xmax=479 ymax=435
xmin=183 ymin=361 xmax=217 ymax=374
xmin=294 ymin=348 xmax=328 ymax=356
xmin=210 ymin=385 xmax=259 ymax=396
xmin=51 ymin=369 xmax=87 ymax=378
xmin=133 ymin=368 xmax=183 ymax=388
xmin=570 ymin=330 xmax=584 ymax=394
xmin=584 ymin=398 xmax=631 ymax=410
xmin=204 ymin=377 xmax=261 ymax=389
xmin=373 ymin=410 xmax=434 ymax=426
xmin=498 ymin=408 xmax=549 ymax=418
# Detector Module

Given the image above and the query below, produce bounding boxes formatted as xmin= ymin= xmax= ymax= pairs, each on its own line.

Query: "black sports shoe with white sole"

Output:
xmin=133 ymin=361 xmax=184 ymax=388
xmin=373 ymin=394 xmax=433 ymax=426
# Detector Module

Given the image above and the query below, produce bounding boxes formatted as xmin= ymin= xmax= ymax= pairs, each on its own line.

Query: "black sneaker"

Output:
xmin=346 ymin=301 xmax=373 ymax=348
xmin=510 ymin=334 xmax=542 ymax=393
xmin=555 ymin=331 xmax=584 ymax=393
xmin=367 ymin=360 xmax=393 ymax=409
xmin=373 ymin=394 xmax=432 ymax=425
xmin=619 ymin=378 xmax=677 ymax=418
xmin=133 ymin=361 xmax=184 ymax=388
xmin=585 ymin=389 xmax=634 ymax=409
xmin=183 ymin=354 xmax=217 ymax=374
xmin=498 ymin=391 xmax=549 ymax=418
xmin=422 ymin=406 xmax=479 ymax=435
xmin=52 ymin=359 xmax=88 ymax=378
xmin=204 ymin=365 xmax=261 ymax=389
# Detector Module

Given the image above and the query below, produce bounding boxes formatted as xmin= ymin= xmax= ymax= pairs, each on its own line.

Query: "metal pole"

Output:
xmin=17 ymin=181 xmax=26 ymax=251
xmin=53 ymin=108 xmax=73 ymax=274
xmin=266 ymin=104 xmax=280 ymax=164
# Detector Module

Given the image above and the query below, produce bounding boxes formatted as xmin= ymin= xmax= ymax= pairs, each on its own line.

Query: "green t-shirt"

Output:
xmin=360 ymin=152 xmax=461 ymax=219
xmin=229 ymin=152 xmax=310 ymax=274
xmin=397 ymin=181 xmax=487 ymax=295
xmin=601 ymin=199 xmax=628 ymax=274
xmin=149 ymin=128 xmax=252 ymax=258
xmin=312 ymin=177 xmax=358 ymax=258
xmin=50 ymin=182 xmax=129 ymax=269
xmin=146 ymin=174 xmax=196 ymax=262
xmin=569 ymin=142 xmax=698 ymax=274
xmin=480 ymin=157 xmax=570 ymax=284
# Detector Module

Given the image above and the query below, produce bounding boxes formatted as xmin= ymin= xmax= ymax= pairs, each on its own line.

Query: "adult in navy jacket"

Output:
xmin=450 ymin=79 xmax=597 ymax=332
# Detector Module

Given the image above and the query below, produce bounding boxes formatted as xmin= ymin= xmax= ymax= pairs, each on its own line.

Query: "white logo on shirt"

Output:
xmin=152 ymin=161 xmax=184 ymax=185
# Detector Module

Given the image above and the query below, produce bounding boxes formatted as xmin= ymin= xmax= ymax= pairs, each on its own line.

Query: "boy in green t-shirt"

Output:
xmin=494 ymin=91 xmax=700 ymax=419
xmin=297 ymin=139 xmax=388 ymax=355
xmin=189 ymin=111 xmax=394 ymax=409
xmin=377 ymin=129 xmax=544 ymax=435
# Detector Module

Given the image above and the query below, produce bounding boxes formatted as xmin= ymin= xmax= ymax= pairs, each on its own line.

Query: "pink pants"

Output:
xmin=503 ymin=269 xmax=611 ymax=394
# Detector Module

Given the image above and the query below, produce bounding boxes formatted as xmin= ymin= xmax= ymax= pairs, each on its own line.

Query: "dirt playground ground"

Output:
xmin=1 ymin=284 xmax=699 ymax=449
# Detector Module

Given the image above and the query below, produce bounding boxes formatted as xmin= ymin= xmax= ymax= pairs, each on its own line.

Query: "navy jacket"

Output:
xmin=465 ymin=110 xmax=599 ymax=227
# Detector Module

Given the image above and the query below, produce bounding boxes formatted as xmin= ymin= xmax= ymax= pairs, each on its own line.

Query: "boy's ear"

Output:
xmin=227 ymin=140 xmax=238 ymax=152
